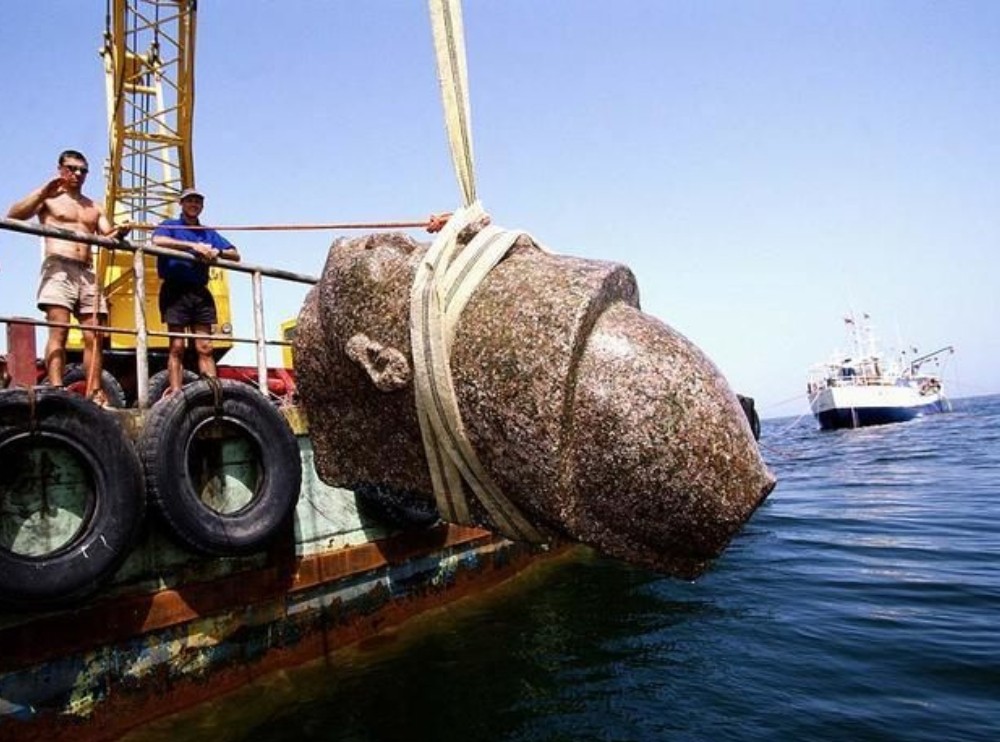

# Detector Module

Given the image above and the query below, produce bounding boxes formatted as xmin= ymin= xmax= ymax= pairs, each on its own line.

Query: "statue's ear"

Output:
xmin=345 ymin=333 xmax=412 ymax=392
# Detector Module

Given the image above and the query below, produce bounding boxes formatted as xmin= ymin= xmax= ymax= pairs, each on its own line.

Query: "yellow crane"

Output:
xmin=89 ymin=0 xmax=232 ymax=366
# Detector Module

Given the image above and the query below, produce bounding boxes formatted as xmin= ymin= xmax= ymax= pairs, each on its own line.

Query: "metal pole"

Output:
xmin=133 ymin=246 xmax=150 ymax=408
xmin=0 ymin=219 xmax=319 ymax=284
xmin=252 ymin=270 xmax=268 ymax=397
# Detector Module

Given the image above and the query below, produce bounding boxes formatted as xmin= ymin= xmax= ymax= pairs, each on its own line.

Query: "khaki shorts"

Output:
xmin=37 ymin=255 xmax=108 ymax=317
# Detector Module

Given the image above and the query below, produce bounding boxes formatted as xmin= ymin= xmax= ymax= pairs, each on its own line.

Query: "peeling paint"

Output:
xmin=0 ymin=428 xmax=555 ymax=741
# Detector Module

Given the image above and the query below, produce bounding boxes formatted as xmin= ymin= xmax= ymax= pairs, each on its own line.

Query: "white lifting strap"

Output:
xmin=423 ymin=2 xmax=545 ymax=541
xmin=428 ymin=0 xmax=476 ymax=207
xmin=410 ymin=203 xmax=545 ymax=542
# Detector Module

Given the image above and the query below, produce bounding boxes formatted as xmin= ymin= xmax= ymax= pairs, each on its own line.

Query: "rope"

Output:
xmin=26 ymin=385 xmax=38 ymax=436
xmin=204 ymin=375 xmax=224 ymax=416
xmin=409 ymin=202 xmax=544 ymax=542
xmin=130 ymin=219 xmax=439 ymax=232
xmin=86 ymin=239 xmax=114 ymax=402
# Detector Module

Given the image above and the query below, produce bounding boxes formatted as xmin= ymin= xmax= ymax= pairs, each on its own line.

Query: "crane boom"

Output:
xmin=101 ymin=0 xmax=196 ymax=229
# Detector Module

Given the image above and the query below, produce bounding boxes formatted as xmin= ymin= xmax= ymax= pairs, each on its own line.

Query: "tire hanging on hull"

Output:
xmin=146 ymin=368 xmax=199 ymax=404
xmin=137 ymin=379 xmax=301 ymax=556
xmin=0 ymin=388 xmax=145 ymax=608
xmin=54 ymin=363 xmax=128 ymax=408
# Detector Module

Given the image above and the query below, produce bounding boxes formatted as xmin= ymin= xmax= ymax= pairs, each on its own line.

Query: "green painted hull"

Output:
xmin=0 ymin=420 xmax=552 ymax=740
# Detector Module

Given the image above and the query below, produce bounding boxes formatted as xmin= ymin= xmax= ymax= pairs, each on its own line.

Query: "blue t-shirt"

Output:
xmin=153 ymin=218 xmax=233 ymax=285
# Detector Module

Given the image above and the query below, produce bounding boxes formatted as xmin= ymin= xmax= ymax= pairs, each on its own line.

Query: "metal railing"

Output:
xmin=0 ymin=217 xmax=318 ymax=408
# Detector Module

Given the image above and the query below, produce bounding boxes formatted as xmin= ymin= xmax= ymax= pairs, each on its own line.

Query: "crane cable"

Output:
xmin=410 ymin=0 xmax=546 ymax=542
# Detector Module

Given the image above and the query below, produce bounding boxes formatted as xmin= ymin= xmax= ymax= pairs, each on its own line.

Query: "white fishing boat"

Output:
xmin=806 ymin=314 xmax=953 ymax=430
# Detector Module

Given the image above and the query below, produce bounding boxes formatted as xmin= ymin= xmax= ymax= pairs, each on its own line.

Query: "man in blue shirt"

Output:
xmin=152 ymin=187 xmax=240 ymax=397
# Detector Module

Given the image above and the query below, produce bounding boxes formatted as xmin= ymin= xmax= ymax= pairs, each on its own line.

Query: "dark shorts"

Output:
xmin=159 ymin=282 xmax=217 ymax=327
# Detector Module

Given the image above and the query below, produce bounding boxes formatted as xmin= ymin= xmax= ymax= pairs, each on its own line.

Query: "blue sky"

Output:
xmin=2 ymin=2 xmax=997 ymax=417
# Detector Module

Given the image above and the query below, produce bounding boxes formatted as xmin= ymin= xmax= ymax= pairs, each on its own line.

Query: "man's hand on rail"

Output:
xmin=110 ymin=222 xmax=132 ymax=240
xmin=192 ymin=242 xmax=218 ymax=262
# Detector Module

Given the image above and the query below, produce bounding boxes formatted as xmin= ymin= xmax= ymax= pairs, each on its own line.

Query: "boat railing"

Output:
xmin=807 ymin=363 xmax=907 ymax=391
xmin=0 ymin=217 xmax=318 ymax=408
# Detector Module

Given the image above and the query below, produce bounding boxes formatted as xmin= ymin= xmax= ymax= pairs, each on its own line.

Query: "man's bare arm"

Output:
xmin=151 ymin=233 xmax=194 ymax=251
xmin=97 ymin=209 xmax=130 ymax=239
xmin=217 ymin=244 xmax=240 ymax=263
xmin=152 ymin=232 xmax=239 ymax=263
xmin=152 ymin=233 xmax=219 ymax=262
xmin=6 ymin=177 xmax=64 ymax=220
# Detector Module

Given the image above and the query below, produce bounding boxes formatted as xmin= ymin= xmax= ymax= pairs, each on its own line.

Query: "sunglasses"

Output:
xmin=63 ymin=165 xmax=89 ymax=175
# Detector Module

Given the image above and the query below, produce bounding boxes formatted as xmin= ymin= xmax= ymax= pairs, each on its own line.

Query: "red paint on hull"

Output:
xmin=0 ymin=526 xmax=563 ymax=741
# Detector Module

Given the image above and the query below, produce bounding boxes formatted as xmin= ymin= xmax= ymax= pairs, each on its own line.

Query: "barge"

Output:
xmin=0 ymin=223 xmax=559 ymax=740
xmin=0 ymin=381 xmax=559 ymax=741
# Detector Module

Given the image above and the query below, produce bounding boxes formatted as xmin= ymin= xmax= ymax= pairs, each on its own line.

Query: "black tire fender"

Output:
xmin=0 ymin=387 xmax=145 ymax=608
xmin=137 ymin=379 xmax=301 ymax=555
xmin=147 ymin=369 xmax=199 ymax=404
xmin=58 ymin=364 xmax=128 ymax=408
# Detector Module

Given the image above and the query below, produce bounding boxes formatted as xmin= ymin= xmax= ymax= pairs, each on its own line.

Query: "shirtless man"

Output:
xmin=6 ymin=150 xmax=129 ymax=398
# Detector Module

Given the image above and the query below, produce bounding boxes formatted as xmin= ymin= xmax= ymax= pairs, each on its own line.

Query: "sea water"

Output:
xmin=130 ymin=395 xmax=1000 ymax=742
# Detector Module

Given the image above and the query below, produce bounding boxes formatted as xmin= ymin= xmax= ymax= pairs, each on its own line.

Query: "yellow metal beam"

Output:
xmin=93 ymin=1 xmax=230 ymax=355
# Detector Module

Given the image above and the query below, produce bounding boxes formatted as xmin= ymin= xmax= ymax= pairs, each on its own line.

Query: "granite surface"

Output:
xmin=295 ymin=232 xmax=776 ymax=578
